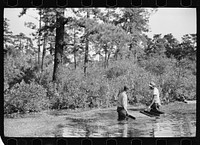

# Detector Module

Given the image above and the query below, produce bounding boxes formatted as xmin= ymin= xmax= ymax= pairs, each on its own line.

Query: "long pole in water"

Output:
xmin=128 ymin=114 xmax=136 ymax=120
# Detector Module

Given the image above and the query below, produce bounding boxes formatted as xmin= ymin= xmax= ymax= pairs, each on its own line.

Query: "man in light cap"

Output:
xmin=147 ymin=82 xmax=161 ymax=112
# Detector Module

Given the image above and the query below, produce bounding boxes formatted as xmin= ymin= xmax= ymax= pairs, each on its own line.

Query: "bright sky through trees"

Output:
xmin=147 ymin=8 xmax=196 ymax=42
xmin=4 ymin=8 xmax=196 ymax=46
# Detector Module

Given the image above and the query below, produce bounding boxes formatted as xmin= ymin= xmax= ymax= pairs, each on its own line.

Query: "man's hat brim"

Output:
xmin=149 ymin=84 xmax=155 ymax=87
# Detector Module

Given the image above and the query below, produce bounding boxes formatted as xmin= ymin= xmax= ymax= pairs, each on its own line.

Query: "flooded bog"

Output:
xmin=57 ymin=109 xmax=196 ymax=137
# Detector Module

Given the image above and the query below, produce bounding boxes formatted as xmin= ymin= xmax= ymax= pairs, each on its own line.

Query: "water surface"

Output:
xmin=57 ymin=109 xmax=196 ymax=137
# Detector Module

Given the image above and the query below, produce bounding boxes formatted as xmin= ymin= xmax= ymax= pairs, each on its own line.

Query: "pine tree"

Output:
xmin=115 ymin=8 xmax=155 ymax=63
xmin=74 ymin=8 xmax=100 ymax=76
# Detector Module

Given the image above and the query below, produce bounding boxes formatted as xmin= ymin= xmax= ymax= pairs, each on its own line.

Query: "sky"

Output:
xmin=147 ymin=8 xmax=196 ymax=41
xmin=4 ymin=8 xmax=196 ymax=46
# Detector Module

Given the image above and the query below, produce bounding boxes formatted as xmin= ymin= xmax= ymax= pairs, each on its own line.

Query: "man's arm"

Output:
xmin=122 ymin=93 xmax=128 ymax=114
xmin=148 ymin=95 xmax=155 ymax=109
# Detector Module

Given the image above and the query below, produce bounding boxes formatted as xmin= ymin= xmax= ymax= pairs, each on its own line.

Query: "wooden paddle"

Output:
xmin=127 ymin=113 xmax=136 ymax=120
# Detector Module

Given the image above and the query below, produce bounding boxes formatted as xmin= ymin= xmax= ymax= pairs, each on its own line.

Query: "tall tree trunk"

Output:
xmin=128 ymin=26 xmax=134 ymax=60
xmin=52 ymin=10 xmax=65 ymax=83
xmin=104 ymin=46 xmax=107 ymax=69
xmin=84 ymin=11 xmax=89 ymax=76
xmin=41 ymin=36 xmax=46 ymax=72
xmin=73 ymin=28 xmax=77 ymax=69
xmin=84 ymin=36 xmax=89 ymax=76
xmin=107 ymin=52 xmax=110 ymax=67
xmin=38 ymin=10 xmax=42 ymax=69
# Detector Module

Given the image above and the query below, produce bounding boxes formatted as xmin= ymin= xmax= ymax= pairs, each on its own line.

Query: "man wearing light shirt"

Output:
xmin=147 ymin=82 xmax=161 ymax=111
xmin=117 ymin=86 xmax=129 ymax=121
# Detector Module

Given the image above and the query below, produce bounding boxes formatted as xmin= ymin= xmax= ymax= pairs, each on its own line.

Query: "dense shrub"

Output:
xmin=139 ymin=55 xmax=175 ymax=76
xmin=4 ymin=56 xmax=23 ymax=87
xmin=38 ymin=63 xmax=54 ymax=87
xmin=43 ymin=67 xmax=88 ymax=109
xmin=176 ymin=73 xmax=196 ymax=100
xmin=4 ymin=54 xmax=38 ymax=90
xmin=4 ymin=51 xmax=196 ymax=114
xmin=155 ymin=57 xmax=196 ymax=103
xmin=4 ymin=80 xmax=48 ymax=114
xmin=106 ymin=67 xmax=126 ymax=79
xmin=136 ymin=56 xmax=196 ymax=104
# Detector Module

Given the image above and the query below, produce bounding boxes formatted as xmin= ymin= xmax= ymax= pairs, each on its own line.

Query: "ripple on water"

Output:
xmin=60 ymin=110 xmax=196 ymax=137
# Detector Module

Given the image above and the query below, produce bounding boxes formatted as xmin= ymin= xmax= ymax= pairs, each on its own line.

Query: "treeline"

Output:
xmin=4 ymin=8 xmax=196 ymax=115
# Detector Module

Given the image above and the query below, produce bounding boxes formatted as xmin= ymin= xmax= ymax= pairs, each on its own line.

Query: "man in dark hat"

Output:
xmin=117 ymin=86 xmax=129 ymax=121
xmin=147 ymin=82 xmax=161 ymax=112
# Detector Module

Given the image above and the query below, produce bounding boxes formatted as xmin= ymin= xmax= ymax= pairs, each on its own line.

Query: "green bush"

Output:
xmin=139 ymin=55 xmax=175 ymax=76
xmin=4 ymin=52 xmax=195 ymax=113
xmin=4 ymin=80 xmax=48 ymax=114
xmin=106 ymin=67 xmax=126 ymax=79
xmin=177 ymin=73 xmax=196 ymax=100
xmin=4 ymin=53 xmax=39 ymax=91
xmin=4 ymin=56 xmax=23 ymax=87
xmin=44 ymin=67 xmax=88 ymax=109
xmin=157 ymin=57 xmax=196 ymax=103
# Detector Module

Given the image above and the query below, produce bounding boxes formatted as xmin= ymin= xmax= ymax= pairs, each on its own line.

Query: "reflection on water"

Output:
xmin=60 ymin=110 xmax=196 ymax=137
